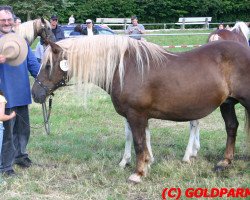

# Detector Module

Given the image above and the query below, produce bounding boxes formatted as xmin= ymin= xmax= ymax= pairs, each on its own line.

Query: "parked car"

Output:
xmin=60 ymin=24 xmax=115 ymax=37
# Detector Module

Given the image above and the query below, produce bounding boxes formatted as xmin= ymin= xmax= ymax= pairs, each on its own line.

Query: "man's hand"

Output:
xmin=0 ymin=55 xmax=6 ymax=64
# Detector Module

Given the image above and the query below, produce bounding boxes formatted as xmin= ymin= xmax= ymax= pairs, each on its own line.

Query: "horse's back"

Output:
xmin=112 ymin=40 xmax=250 ymax=121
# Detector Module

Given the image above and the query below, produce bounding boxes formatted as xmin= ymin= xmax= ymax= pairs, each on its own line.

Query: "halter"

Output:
xmin=35 ymin=72 xmax=68 ymax=134
xmin=34 ymin=72 xmax=68 ymax=95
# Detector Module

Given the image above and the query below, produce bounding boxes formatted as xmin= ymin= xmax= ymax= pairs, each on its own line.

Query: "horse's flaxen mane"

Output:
xmin=43 ymin=35 xmax=168 ymax=90
xmin=231 ymin=22 xmax=249 ymax=42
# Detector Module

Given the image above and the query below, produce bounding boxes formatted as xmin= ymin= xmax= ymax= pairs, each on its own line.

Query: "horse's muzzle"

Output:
xmin=31 ymin=82 xmax=47 ymax=103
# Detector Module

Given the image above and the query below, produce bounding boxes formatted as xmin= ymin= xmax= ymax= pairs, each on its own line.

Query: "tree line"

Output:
xmin=2 ymin=0 xmax=249 ymax=24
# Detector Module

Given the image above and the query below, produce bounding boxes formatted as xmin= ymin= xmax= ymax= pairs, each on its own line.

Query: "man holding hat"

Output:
xmin=0 ymin=5 xmax=40 ymax=176
xmin=50 ymin=15 xmax=65 ymax=41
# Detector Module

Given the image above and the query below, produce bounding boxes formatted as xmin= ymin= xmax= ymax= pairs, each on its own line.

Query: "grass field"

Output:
xmin=1 ymin=30 xmax=249 ymax=200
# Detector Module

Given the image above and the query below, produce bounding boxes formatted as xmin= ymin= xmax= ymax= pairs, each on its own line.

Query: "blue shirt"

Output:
xmin=126 ymin=24 xmax=145 ymax=40
xmin=0 ymin=45 xmax=40 ymax=108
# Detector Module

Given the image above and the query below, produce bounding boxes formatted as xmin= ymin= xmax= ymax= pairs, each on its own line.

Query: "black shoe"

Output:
xmin=15 ymin=157 xmax=32 ymax=168
xmin=2 ymin=169 xmax=16 ymax=177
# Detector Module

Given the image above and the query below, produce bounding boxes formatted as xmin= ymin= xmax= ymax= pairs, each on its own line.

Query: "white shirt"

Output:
xmin=87 ymin=28 xmax=94 ymax=36
xmin=35 ymin=42 xmax=44 ymax=59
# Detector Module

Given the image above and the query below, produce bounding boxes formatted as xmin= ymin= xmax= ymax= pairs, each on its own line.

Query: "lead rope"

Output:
xmin=14 ymin=94 xmax=54 ymax=134
xmin=42 ymin=94 xmax=53 ymax=134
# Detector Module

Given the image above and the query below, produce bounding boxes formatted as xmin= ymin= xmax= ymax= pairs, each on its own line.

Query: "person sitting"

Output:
xmin=70 ymin=24 xmax=82 ymax=36
xmin=81 ymin=19 xmax=98 ymax=36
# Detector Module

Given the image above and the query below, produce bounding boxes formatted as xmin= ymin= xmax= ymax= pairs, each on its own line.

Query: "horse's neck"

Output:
xmin=232 ymin=25 xmax=249 ymax=43
xmin=15 ymin=21 xmax=36 ymax=45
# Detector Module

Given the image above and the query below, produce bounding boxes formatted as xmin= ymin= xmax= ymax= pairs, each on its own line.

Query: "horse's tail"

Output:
xmin=244 ymin=109 xmax=250 ymax=152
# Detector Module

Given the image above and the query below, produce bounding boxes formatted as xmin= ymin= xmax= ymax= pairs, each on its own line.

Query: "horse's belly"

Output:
xmin=150 ymin=93 xmax=225 ymax=121
xmin=148 ymin=105 xmax=217 ymax=121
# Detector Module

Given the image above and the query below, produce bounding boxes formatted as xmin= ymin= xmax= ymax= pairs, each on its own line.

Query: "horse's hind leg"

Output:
xmin=216 ymin=99 xmax=238 ymax=171
xmin=119 ymin=119 xmax=154 ymax=169
xmin=183 ymin=120 xmax=200 ymax=163
xmin=126 ymin=112 xmax=150 ymax=183
xmin=145 ymin=126 xmax=154 ymax=167
xmin=119 ymin=119 xmax=133 ymax=168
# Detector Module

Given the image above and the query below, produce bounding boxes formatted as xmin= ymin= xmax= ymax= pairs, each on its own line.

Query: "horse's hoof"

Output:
xmin=128 ymin=173 xmax=142 ymax=183
xmin=119 ymin=159 xmax=131 ymax=169
xmin=182 ymin=157 xmax=191 ymax=163
xmin=191 ymin=151 xmax=198 ymax=157
xmin=214 ymin=160 xmax=231 ymax=172
xmin=214 ymin=165 xmax=226 ymax=172
xmin=119 ymin=161 xmax=127 ymax=169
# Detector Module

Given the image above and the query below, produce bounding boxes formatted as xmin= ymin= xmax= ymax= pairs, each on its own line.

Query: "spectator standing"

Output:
xmin=68 ymin=15 xmax=75 ymax=25
xmin=14 ymin=16 xmax=21 ymax=28
xmin=34 ymin=41 xmax=44 ymax=63
xmin=218 ymin=23 xmax=224 ymax=30
xmin=69 ymin=24 xmax=82 ymax=36
xmin=50 ymin=15 xmax=65 ymax=41
xmin=0 ymin=5 xmax=40 ymax=176
xmin=82 ymin=19 xmax=98 ymax=36
xmin=126 ymin=16 xmax=145 ymax=40
xmin=36 ymin=15 xmax=65 ymax=62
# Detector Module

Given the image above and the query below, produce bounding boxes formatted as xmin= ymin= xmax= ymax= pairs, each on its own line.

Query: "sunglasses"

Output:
xmin=86 ymin=22 xmax=92 ymax=24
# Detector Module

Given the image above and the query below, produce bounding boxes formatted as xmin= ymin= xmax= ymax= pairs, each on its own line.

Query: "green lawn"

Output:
xmin=1 ymin=30 xmax=249 ymax=200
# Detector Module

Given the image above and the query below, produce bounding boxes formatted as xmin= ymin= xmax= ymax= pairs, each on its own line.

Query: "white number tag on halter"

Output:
xmin=60 ymin=60 xmax=69 ymax=71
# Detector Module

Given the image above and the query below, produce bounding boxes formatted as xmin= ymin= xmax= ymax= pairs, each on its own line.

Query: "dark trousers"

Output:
xmin=0 ymin=106 xmax=30 ymax=172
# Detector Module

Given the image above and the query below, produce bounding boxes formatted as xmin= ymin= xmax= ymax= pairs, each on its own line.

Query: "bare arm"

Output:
xmin=0 ymin=55 xmax=6 ymax=63
xmin=0 ymin=102 xmax=16 ymax=121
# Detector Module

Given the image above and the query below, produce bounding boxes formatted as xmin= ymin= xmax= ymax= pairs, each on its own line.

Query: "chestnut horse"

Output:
xmin=32 ymin=35 xmax=250 ymax=183
xmin=13 ymin=17 xmax=56 ymax=45
xmin=208 ymin=22 xmax=249 ymax=45
xmin=121 ymin=21 xmax=250 ymax=167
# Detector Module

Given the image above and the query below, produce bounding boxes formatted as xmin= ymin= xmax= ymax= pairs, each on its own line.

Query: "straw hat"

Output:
xmin=0 ymin=33 xmax=28 ymax=66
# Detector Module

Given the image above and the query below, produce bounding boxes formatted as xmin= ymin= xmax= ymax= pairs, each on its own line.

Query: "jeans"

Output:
xmin=0 ymin=124 xmax=4 ymax=156
xmin=0 ymin=106 xmax=30 ymax=172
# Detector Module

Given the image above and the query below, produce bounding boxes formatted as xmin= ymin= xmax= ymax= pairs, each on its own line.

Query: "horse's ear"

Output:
xmin=49 ymin=41 xmax=62 ymax=54
xmin=41 ymin=17 xmax=46 ymax=24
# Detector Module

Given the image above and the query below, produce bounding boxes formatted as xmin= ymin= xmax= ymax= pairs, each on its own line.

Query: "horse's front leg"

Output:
xmin=182 ymin=120 xmax=200 ymax=163
xmin=216 ymin=101 xmax=238 ymax=171
xmin=126 ymin=112 xmax=150 ymax=183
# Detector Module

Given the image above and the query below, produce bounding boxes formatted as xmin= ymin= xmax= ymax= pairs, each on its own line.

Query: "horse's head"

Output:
xmin=35 ymin=18 xmax=56 ymax=45
xmin=32 ymin=41 xmax=68 ymax=103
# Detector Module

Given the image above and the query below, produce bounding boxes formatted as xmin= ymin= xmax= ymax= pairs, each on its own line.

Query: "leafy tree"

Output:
xmin=1 ymin=0 xmax=73 ymax=21
xmin=0 ymin=0 xmax=248 ymax=23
